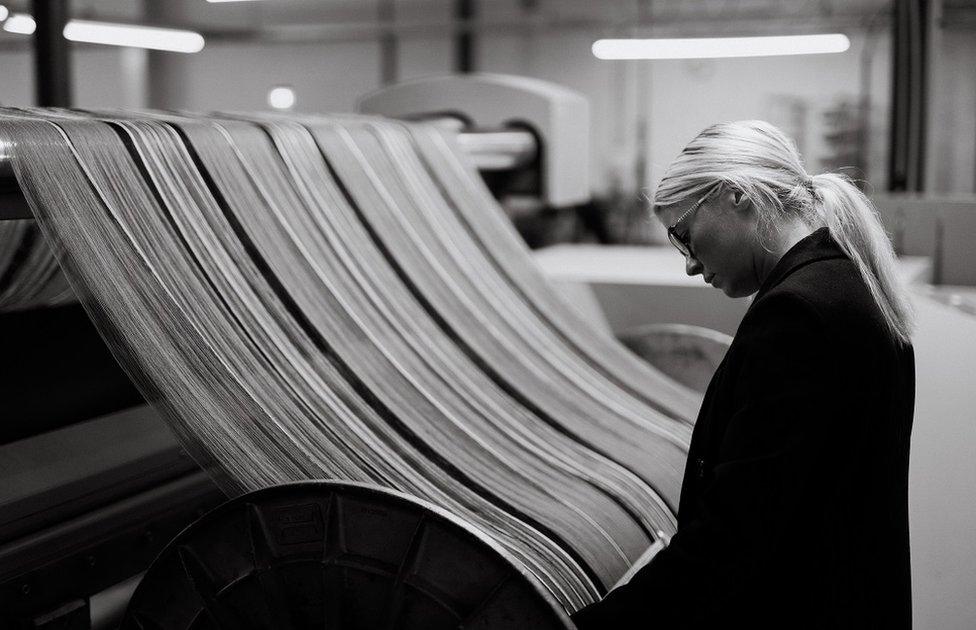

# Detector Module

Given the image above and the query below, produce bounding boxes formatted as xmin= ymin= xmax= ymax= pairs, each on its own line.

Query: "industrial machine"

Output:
xmin=358 ymin=72 xmax=590 ymax=210
xmin=359 ymin=73 xmax=591 ymax=247
xmin=0 ymin=74 xmax=592 ymax=629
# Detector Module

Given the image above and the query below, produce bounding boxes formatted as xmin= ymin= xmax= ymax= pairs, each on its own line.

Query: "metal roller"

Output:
xmin=120 ymin=481 xmax=573 ymax=630
xmin=423 ymin=116 xmax=538 ymax=171
xmin=455 ymin=129 xmax=538 ymax=171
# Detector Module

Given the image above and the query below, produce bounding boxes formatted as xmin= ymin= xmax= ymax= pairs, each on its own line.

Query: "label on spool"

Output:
xmin=271 ymin=503 xmax=323 ymax=545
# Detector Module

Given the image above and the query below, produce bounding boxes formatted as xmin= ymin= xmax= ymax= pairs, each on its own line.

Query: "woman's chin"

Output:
xmin=723 ymin=285 xmax=754 ymax=299
xmin=710 ymin=276 xmax=749 ymax=298
xmin=718 ymin=282 xmax=742 ymax=298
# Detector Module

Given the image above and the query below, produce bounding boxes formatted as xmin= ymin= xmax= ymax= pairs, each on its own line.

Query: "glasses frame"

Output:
xmin=666 ymin=184 xmax=720 ymax=258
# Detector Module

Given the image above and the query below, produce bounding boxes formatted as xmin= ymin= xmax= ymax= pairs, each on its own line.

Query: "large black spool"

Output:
xmin=121 ymin=481 xmax=574 ymax=629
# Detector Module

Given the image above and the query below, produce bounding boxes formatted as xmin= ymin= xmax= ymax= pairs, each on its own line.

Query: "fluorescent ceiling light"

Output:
xmin=592 ymin=34 xmax=850 ymax=60
xmin=3 ymin=13 xmax=36 ymax=35
xmin=0 ymin=6 xmax=9 ymax=22
xmin=63 ymin=20 xmax=205 ymax=53
xmin=2 ymin=14 xmax=205 ymax=53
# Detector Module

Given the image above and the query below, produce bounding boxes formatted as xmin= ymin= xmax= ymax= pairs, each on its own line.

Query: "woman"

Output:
xmin=572 ymin=120 xmax=916 ymax=629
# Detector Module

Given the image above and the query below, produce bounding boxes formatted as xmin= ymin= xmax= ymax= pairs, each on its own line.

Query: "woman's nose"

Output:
xmin=685 ymin=255 xmax=704 ymax=276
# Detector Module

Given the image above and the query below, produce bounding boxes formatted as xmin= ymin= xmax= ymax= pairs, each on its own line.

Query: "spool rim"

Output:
xmin=121 ymin=479 xmax=574 ymax=629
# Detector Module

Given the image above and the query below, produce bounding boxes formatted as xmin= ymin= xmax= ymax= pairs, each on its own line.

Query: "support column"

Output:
xmin=31 ymin=0 xmax=72 ymax=107
xmin=888 ymin=0 xmax=929 ymax=192
xmin=923 ymin=0 xmax=976 ymax=193
xmin=145 ymin=0 xmax=194 ymax=110
xmin=378 ymin=0 xmax=398 ymax=86
xmin=455 ymin=0 xmax=475 ymax=73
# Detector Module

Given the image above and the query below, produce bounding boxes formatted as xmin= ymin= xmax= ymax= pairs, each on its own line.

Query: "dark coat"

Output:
xmin=572 ymin=227 xmax=915 ymax=629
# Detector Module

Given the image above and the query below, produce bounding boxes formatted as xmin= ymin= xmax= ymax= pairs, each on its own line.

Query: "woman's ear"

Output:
xmin=729 ymin=189 xmax=751 ymax=213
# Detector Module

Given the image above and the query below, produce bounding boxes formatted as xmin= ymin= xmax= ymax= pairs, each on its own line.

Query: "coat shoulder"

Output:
xmin=756 ymin=257 xmax=889 ymax=344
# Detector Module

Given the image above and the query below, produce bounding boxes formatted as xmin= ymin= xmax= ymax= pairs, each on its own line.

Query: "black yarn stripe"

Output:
xmin=302 ymin=124 xmax=657 ymax=590
xmin=308 ymin=124 xmax=675 ymax=519
xmin=411 ymin=133 xmax=687 ymax=423
xmin=105 ymin=121 xmax=312 ymax=465
xmin=198 ymin=120 xmax=609 ymax=594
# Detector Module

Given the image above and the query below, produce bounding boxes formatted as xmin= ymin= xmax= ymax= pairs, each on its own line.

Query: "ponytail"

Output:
xmin=654 ymin=120 xmax=916 ymax=345
xmin=811 ymin=173 xmax=916 ymax=344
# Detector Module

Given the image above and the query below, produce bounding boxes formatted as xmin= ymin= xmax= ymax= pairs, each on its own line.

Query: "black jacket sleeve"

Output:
xmin=572 ymin=293 xmax=852 ymax=629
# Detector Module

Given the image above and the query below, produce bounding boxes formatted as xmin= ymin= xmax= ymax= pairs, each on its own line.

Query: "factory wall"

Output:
xmin=161 ymin=28 xmax=890 ymax=200
xmin=0 ymin=47 xmax=139 ymax=109
xmin=0 ymin=20 xmax=893 ymax=200
xmin=4 ymin=18 xmax=974 ymax=197
xmin=0 ymin=50 xmax=36 ymax=105
xmin=479 ymin=27 xmax=893 ymax=199
xmin=178 ymin=42 xmax=382 ymax=114
xmin=926 ymin=27 xmax=976 ymax=194
xmin=2 ymin=2 xmax=974 ymax=197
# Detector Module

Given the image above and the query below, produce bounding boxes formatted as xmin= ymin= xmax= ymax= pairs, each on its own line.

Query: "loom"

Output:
xmin=0 ymin=84 xmax=672 ymax=630
xmin=0 ymin=136 xmax=563 ymax=629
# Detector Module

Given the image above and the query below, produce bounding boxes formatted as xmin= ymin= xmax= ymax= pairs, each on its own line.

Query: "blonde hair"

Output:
xmin=654 ymin=120 xmax=915 ymax=345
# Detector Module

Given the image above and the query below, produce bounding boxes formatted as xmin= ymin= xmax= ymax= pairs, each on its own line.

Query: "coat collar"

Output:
xmin=751 ymin=226 xmax=846 ymax=304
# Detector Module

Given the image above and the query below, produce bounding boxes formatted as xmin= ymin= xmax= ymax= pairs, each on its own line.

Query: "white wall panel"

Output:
xmin=179 ymin=41 xmax=382 ymax=114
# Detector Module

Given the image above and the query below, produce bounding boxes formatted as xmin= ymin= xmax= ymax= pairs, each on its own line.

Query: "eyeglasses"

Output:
xmin=666 ymin=185 xmax=718 ymax=258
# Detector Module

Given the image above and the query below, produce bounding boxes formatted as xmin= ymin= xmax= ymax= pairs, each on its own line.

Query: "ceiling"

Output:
xmin=1 ymin=0 xmax=971 ymax=46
